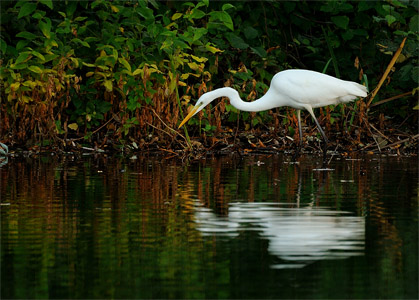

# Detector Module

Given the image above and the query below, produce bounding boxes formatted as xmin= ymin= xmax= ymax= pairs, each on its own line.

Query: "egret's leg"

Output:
xmin=304 ymin=105 xmax=329 ymax=145
xmin=292 ymin=110 xmax=303 ymax=161
xmin=297 ymin=109 xmax=303 ymax=146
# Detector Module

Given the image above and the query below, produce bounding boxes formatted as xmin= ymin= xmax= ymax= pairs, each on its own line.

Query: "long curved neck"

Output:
xmin=208 ymin=87 xmax=279 ymax=112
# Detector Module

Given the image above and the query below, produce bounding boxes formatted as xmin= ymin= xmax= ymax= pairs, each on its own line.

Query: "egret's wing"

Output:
xmin=271 ymin=70 xmax=367 ymax=109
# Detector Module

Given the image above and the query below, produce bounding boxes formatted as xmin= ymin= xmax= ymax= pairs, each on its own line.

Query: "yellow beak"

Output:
xmin=178 ymin=105 xmax=200 ymax=129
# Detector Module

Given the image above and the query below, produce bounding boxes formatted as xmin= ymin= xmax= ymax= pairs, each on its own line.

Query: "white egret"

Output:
xmin=178 ymin=69 xmax=367 ymax=149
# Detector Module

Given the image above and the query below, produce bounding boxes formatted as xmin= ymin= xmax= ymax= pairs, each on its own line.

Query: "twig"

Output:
xmin=157 ymin=147 xmax=179 ymax=156
xmin=369 ymin=123 xmax=393 ymax=143
xmin=147 ymin=107 xmax=189 ymax=146
xmin=327 ymin=144 xmax=339 ymax=165
xmin=380 ymin=134 xmax=419 ymax=150
xmin=370 ymin=91 xmax=413 ymax=107
xmin=66 ymin=115 xmax=114 ymax=142
xmin=145 ymin=121 xmax=187 ymax=149
xmin=367 ymin=37 xmax=407 ymax=107
xmin=363 ymin=118 xmax=383 ymax=152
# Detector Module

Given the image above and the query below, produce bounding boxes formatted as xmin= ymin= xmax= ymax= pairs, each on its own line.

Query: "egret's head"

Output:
xmin=178 ymin=94 xmax=211 ymax=129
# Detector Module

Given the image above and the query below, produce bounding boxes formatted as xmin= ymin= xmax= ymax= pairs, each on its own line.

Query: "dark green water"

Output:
xmin=1 ymin=154 xmax=417 ymax=299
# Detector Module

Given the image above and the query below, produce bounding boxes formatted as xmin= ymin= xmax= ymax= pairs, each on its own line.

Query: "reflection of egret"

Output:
xmin=194 ymin=202 xmax=365 ymax=269
xmin=0 ymin=143 xmax=8 ymax=156
xmin=0 ymin=143 xmax=8 ymax=168
xmin=179 ymin=70 xmax=367 ymax=149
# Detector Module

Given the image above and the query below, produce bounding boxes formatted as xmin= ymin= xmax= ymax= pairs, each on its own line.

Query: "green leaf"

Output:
xmin=16 ymin=31 xmax=37 ymax=40
xmin=39 ymin=0 xmax=53 ymax=9
xmin=11 ymin=63 xmax=28 ymax=70
xmin=192 ymin=27 xmax=207 ymax=42
xmin=0 ymin=39 xmax=6 ymax=55
xmin=222 ymin=3 xmax=235 ymax=11
xmin=244 ymin=26 xmax=258 ymax=40
xmin=320 ymin=3 xmax=334 ymax=13
xmin=173 ymin=39 xmax=190 ymax=50
xmin=15 ymin=52 xmax=31 ymax=65
xmin=226 ymin=33 xmax=248 ymax=49
xmin=74 ymin=16 xmax=88 ymax=22
xmin=331 ymin=16 xmax=349 ymax=29
xmin=137 ymin=7 xmax=154 ymax=20
xmin=32 ymin=11 xmax=45 ymax=19
xmin=209 ymin=11 xmax=234 ymax=31
xmin=250 ymin=46 xmax=267 ymax=58
xmin=118 ymin=57 xmax=131 ymax=73
xmin=189 ymin=8 xmax=205 ymax=20
xmin=31 ymin=51 xmax=45 ymax=61
xmin=358 ymin=1 xmax=375 ymax=12
xmin=16 ymin=40 xmax=29 ymax=51
xmin=71 ymin=38 xmax=90 ymax=48
xmin=39 ymin=19 xmax=52 ymax=38
xmin=28 ymin=65 xmax=43 ymax=73
xmin=342 ymin=29 xmax=354 ymax=41
xmin=411 ymin=66 xmax=419 ymax=84
xmin=18 ymin=2 xmax=37 ymax=19
xmin=385 ymin=15 xmax=397 ymax=26
xmin=409 ymin=15 xmax=419 ymax=32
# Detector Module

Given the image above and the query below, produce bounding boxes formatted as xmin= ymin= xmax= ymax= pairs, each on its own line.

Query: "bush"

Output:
xmin=1 ymin=0 xmax=417 ymax=149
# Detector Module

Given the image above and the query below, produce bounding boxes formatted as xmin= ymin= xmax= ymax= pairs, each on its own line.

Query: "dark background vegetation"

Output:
xmin=0 ymin=0 xmax=417 ymax=153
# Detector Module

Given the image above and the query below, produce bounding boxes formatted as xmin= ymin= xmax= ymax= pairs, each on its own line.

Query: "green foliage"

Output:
xmin=0 ymin=0 xmax=417 ymax=147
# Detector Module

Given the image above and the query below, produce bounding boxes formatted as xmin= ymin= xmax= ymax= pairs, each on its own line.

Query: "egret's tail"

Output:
xmin=339 ymin=82 xmax=368 ymax=103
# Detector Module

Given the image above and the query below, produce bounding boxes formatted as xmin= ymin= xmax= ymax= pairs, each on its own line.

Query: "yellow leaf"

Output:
xmin=103 ymin=80 xmax=113 ymax=92
xmin=119 ymin=27 xmax=124 ymax=33
xmin=181 ymin=73 xmax=190 ymax=80
xmin=86 ymin=72 xmax=95 ymax=77
xmin=29 ymin=66 xmax=43 ymax=73
xmin=50 ymin=40 xmax=58 ymax=47
xmin=21 ymin=95 xmax=32 ymax=103
xmin=68 ymin=123 xmax=78 ymax=130
xmin=205 ymin=44 xmax=223 ymax=54
xmin=188 ymin=62 xmax=199 ymax=71
xmin=111 ymin=5 xmax=119 ymax=13
xmin=191 ymin=55 xmax=208 ymax=63
xmin=172 ymin=13 xmax=183 ymax=20
xmin=82 ymin=62 xmax=96 ymax=68
xmin=132 ymin=68 xmax=143 ymax=76
xmin=396 ymin=53 xmax=407 ymax=63
xmin=10 ymin=82 xmax=20 ymax=91
xmin=23 ymin=80 xmax=37 ymax=89
xmin=8 ymin=93 xmax=15 ymax=101
xmin=169 ymin=79 xmax=176 ymax=93
xmin=165 ymin=22 xmax=176 ymax=29
xmin=178 ymin=81 xmax=187 ymax=86
xmin=70 ymin=57 xmax=79 ymax=68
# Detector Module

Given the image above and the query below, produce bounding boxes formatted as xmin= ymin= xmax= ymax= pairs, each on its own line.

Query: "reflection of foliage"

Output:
xmin=1 ymin=155 xmax=417 ymax=298
xmin=0 ymin=0 xmax=417 ymax=148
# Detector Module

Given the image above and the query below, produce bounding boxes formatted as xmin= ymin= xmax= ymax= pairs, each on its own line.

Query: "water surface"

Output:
xmin=1 ymin=154 xmax=417 ymax=299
